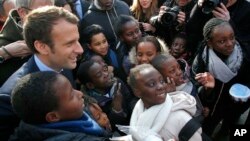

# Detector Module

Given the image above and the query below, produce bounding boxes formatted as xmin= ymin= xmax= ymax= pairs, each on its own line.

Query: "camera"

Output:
xmin=201 ymin=0 xmax=228 ymax=14
xmin=160 ymin=6 xmax=180 ymax=26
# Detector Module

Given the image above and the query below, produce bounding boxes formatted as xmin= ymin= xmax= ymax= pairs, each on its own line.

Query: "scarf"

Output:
xmin=202 ymin=43 xmax=243 ymax=83
xmin=130 ymin=95 xmax=173 ymax=133
xmin=39 ymin=112 xmax=104 ymax=136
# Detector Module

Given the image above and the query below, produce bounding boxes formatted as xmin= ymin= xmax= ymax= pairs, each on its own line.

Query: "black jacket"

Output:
xmin=186 ymin=0 xmax=250 ymax=59
xmin=80 ymin=0 xmax=130 ymax=50
xmin=0 ymin=10 xmax=30 ymax=86
xmin=9 ymin=121 xmax=108 ymax=141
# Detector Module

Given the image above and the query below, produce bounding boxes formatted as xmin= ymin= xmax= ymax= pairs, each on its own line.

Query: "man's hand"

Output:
xmin=141 ymin=22 xmax=156 ymax=33
xmin=3 ymin=40 xmax=32 ymax=60
xmin=212 ymin=3 xmax=230 ymax=21
xmin=177 ymin=11 xmax=186 ymax=25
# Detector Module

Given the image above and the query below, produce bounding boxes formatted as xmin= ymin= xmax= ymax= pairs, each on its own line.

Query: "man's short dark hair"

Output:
xmin=11 ymin=71 xmax=60 ymax=124
xmin=23 ymin=6 xmax=79 ymax=53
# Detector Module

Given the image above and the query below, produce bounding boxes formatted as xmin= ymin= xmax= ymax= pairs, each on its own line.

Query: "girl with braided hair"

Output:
xmin=191 ymin=18 xmax=250 ymax=137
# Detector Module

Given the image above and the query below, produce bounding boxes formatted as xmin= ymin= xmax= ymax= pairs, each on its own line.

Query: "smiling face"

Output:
xmin=208 ymin=24 xmax=235 ymax=56
xmin=160 ymin=57 xmax=184 ymax=86
xmin=88 ymin=62 xmax=114 ymax=89
xmin=134 ymin=67 xmax=166 ymax=108
xmin=136 ymin=41 xmax=159 ymax=64
xmin=54 ymin=75 xmax=84 ymax=121
xmin=45 ymin=19 xmax=83 ymax=71
xmin=120 ymin=21 xmax=142 ymax=46
xmin=89 ymin=33 xmax=109 ymax=57
xmin=139 ymin=0 xmax=152 ymax=9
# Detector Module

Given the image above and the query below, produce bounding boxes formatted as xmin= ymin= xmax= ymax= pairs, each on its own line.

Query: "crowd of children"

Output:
xmin=1 ymin=0 xmax=250 ymax=141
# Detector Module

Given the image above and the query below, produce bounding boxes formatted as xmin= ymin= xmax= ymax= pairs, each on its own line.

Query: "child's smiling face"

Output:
xmin=134 ymin=67 xmax=166 ymax=108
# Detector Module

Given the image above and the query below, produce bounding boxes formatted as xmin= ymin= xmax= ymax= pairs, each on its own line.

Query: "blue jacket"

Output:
xmin=9 ymin=121 xmax=108 ymax=141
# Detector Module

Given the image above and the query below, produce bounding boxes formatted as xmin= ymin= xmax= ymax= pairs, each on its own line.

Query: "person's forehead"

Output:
xmin=137 ymin=67 xmax=158 ymax=80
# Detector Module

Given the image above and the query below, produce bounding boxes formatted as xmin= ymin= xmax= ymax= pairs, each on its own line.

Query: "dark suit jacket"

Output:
xmin=0 ymin=56 xmax=75 ymax=141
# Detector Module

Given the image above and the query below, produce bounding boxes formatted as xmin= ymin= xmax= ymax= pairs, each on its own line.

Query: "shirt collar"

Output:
xmin=34 ymin=55 xmax=63 ymax=73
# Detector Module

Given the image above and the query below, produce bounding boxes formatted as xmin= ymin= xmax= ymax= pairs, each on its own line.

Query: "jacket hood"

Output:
xmin=0 ymin=9 xmax=23 ymax=44
xmin=168 ymin=91 xmax=197 ymax=116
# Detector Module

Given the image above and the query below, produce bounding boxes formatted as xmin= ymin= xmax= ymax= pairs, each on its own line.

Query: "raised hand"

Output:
xmin=195 ymin=72 xmax=215 ymax=89
xmin=112 ymin=82 xmax=123 ymax=112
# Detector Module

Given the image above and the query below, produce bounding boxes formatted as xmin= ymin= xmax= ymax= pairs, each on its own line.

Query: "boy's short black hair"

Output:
xmin=150 ymin=54 xmax=174 ymax=71
xmin=77 ymin=60 xmax=95 ymax=85
xmin=114 ymin=15 xmax=138 ymax=37
xmin=81 ymin=24 xmax=104 ymax=45
xmin=11 ymin=71 xmax=60 ymax=124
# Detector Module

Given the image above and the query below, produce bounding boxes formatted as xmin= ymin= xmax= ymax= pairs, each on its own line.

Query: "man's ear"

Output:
xmin=45 ymin=111 xmax=60 ymax=123
xmin=34 ymin=40 xmax=50 ymax=55
xmin=86 ymin=82 xmax=95 ymax=89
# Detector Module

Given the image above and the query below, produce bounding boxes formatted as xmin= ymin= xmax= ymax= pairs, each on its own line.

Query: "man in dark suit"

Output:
xmin=0 ymin=6 xmax=83 ymax=140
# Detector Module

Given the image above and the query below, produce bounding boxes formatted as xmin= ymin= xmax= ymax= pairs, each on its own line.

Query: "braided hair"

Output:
xmin=203 ymin=18 xmax=229 ymax=41
xmin=195 ymin=18 xmax=230 ymax=74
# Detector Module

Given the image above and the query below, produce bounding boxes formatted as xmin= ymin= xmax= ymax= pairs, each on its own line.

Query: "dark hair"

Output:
xmin=81 ymin=24 xmax=105 ymax=45
xmin=203 ymin=18 xmax=229 ymax=41
xmin=173 ymin=32 xmax=187 ymax=42
xmin=77 ymin=60 xmax=95 ymax=85
xmin=150 ymin=54 xmax=175 ymax=71
xmin=55 ymin=0 xmax=68 ymax=7
xmin=114 ymin=15 xmax=138 ymax=37
xmin=135 ymin=36 xmax=162 ymax=53
xmin=23 ymin=6 xmax=79 ymax=53
xmin=11 ymin=71 xmax=60 ymax=124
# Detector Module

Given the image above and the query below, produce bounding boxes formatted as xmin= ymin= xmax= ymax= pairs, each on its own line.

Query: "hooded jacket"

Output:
xmin=80 ymin=0 xmax=131 ymax=50
xmin=0 ymin=10 xmax=30 ymax=86
xmin=130 ymin=91 xmax=203 ymax=141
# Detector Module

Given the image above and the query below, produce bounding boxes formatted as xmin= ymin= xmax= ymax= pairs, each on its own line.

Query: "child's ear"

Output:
xmin=207 ymin=40 xmax=213 ymax=49
xmin=86 ymin=44 xmax=92 ymax=49
xmin=133 ymin=88 xmax=142 ymax=98
xmin=119 ymin=36 xmax=124 ymax=42
xmin=86 ymin=82 xmax=95 ymax=89
xmin=45 ymin=111 xmax=60 ymax=123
